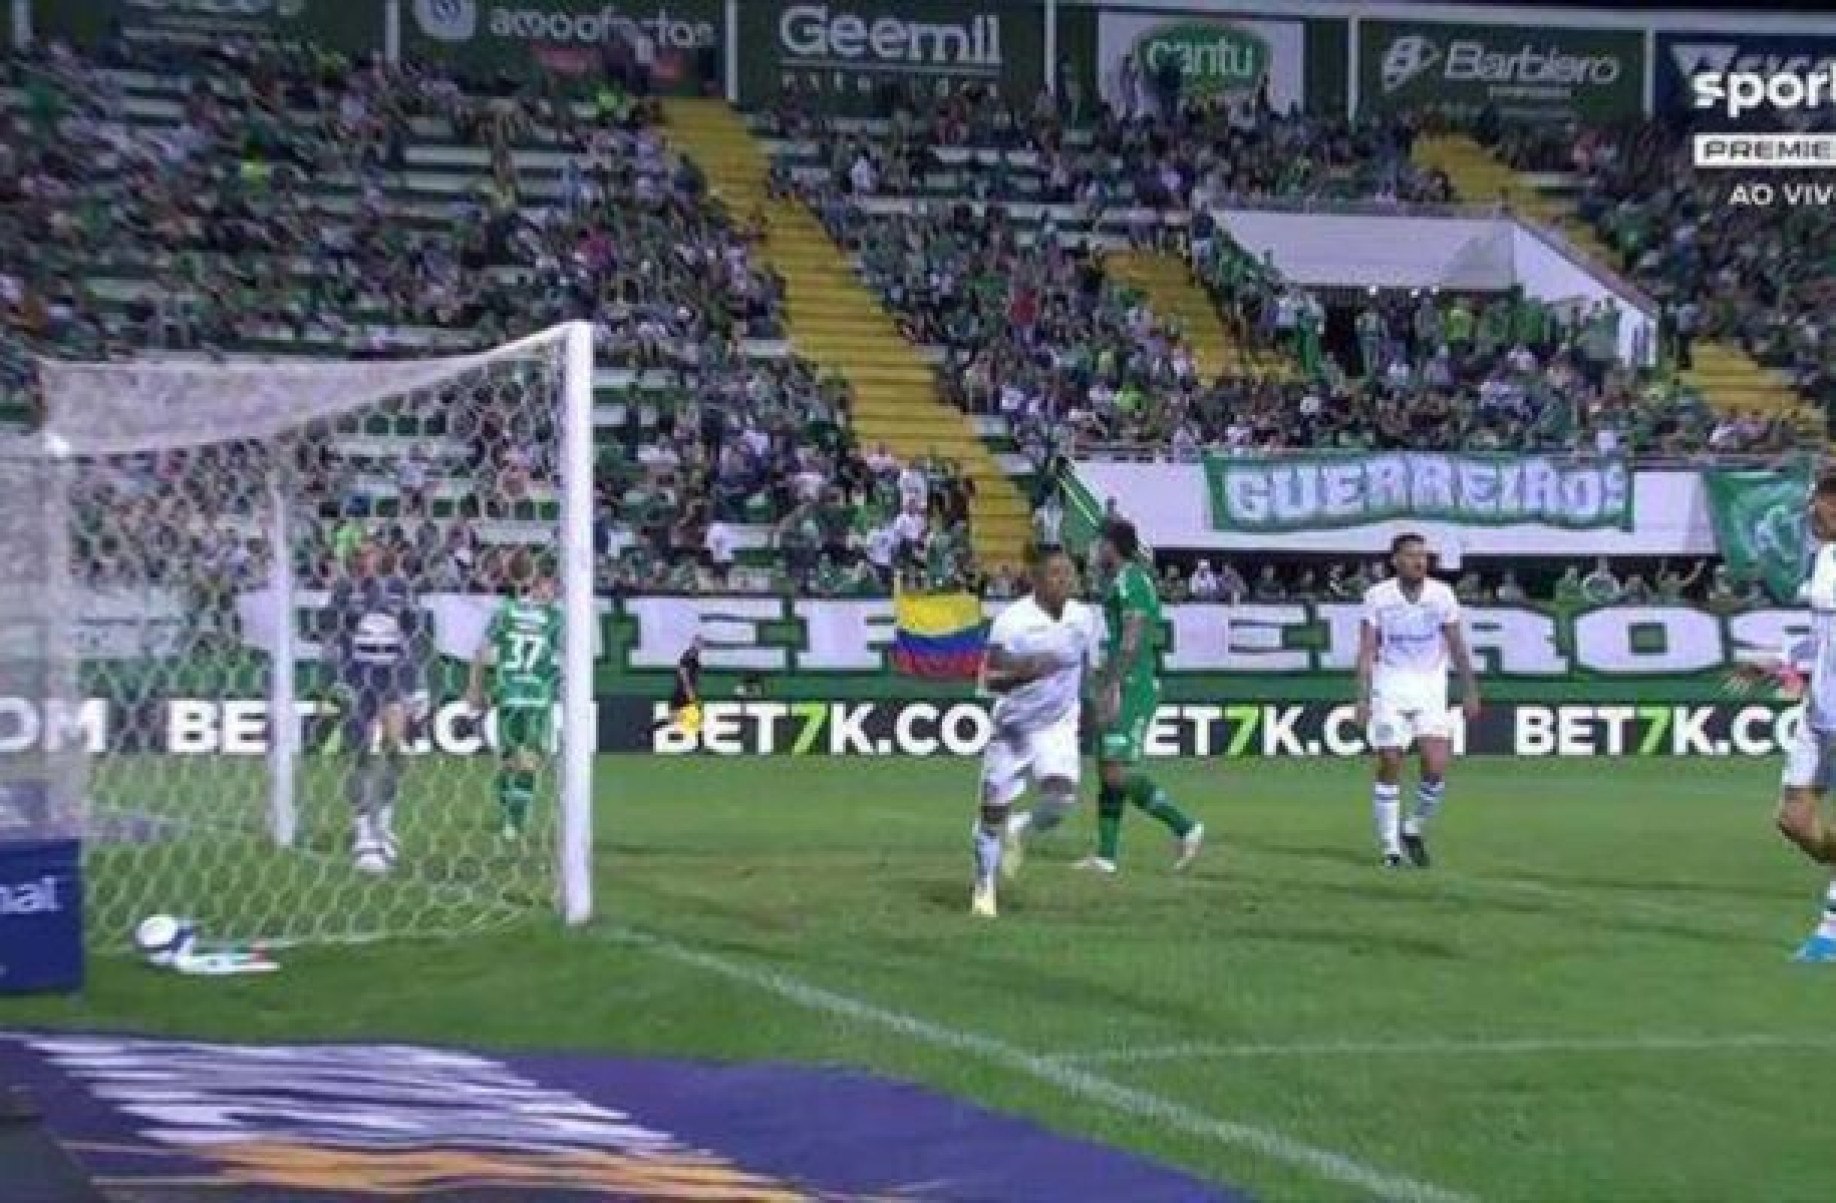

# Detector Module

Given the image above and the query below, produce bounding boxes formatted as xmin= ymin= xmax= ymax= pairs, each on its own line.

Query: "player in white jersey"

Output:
xmin=971 ymin=547 xmax=1101 ymax=919
xmin=1727 ymin=475 xmax=1836 ymax=961
xmin=1354 ymin=532 xmax=1481 ymax=869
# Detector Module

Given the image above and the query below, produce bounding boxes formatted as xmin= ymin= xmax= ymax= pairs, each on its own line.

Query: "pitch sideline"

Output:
xmin=610 ymin=926 xmax=1475 ymax=1203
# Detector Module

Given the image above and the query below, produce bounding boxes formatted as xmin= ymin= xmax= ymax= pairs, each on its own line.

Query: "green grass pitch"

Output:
xmin=6 ymin=755 xmax=1836 ymax=1201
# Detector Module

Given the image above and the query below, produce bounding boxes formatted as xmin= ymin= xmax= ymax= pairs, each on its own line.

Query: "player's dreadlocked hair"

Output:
xmin=1102 ymin=519 xmax=1141 ymax=561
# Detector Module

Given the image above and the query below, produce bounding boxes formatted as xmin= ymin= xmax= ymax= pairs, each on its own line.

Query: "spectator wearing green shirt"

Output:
xmin=1444 ymin=298 xmax=1475 ymax=355
xmin=1581 ymin=558 xmax=1622 ymax=607
xmin=810 ymin=554 xmax=848 ymax=597
xmin=1356 ymin=301 xmax=1386 ymax=378
xmin=1656 ymin=560 xmax=1706 ymax=603
xmin=1553 ymin=566 xmax=1586 ymax=608
xmin=1251 ymin=565 xmax=1287 ymax=602
xmin=1706 ymin=565 xmax=1741 ymax=613
xmin=1412 ymin=292 xmax=1443 ymax=358
xmin=1512 ymin=290 xmax=1552 ymax=351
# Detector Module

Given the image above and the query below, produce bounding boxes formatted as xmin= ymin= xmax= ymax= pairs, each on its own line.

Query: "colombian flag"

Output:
xmin=892 ymin=590 xmax=987 ymax=680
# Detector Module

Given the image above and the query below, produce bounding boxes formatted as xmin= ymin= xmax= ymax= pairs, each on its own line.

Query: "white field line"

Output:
xmin=1054 ymin=1032 xmax=1836 ymax=1068
xmin=609 ymin=927 xmax=1475 ymax=1203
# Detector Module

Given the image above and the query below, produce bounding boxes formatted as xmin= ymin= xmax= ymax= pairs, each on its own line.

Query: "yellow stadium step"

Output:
xmin=1413 ymin=133 xmax=1817 ymax=430
xmin=661 ymin=97 xmax=1032 ymax=568
xmin=1105 ymin=248 xmax=1297 ymax=380
xmin=1682 ymin=342 xmax=1806 ymax=417
xmin=1104 ymin=250 xmax=1230 ymax=380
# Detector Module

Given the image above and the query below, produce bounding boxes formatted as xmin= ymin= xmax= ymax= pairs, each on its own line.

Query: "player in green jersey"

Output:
xmin=1082 ymin=520 xmax=1204 ymax=874
xmin=466 ymin=550 xmax=561 ymax=839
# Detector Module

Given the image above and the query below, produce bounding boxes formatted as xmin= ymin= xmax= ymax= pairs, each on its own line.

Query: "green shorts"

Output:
xmin=497 ymin=705 xmax=553 ymax=759
xmin=1098 ymin=689 xmax=1158 ymax=764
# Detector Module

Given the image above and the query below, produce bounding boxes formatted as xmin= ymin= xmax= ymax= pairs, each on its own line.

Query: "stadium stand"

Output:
xmin=2 ymin=41 xmax=994 ymax=595
xmin=1413 ymin=124 xmax=1825 ymax=429
xmin=6 ymin=36 xmax=1820 ymax=602
xmin=769 ymin=93 xmax=1800 ymax=467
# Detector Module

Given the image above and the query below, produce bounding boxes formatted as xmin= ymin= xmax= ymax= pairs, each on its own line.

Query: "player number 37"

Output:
xmin=503 ymin=631 xmax=545 ymax=674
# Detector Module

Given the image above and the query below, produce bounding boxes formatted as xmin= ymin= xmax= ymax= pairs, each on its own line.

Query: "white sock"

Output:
xmin=1006 ymin=811 xmax=1033 ymax=840
xmin=1373 ymin=783 xmax=1402 ymax=855
xmin=1404 ymin=779 xmax=1446 ymax=837
xmin=974 ymin=821 xmax=1003 ymax=889
xmin=354 ymin=813 xmax=378 ymax=855
xmin=1817 ymin=881 xmax=1836 ymax=939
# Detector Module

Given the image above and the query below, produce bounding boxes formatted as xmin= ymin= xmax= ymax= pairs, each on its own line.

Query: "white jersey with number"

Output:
xmin=985 ymin=595 xmax=1099 ymax=734
xmin=1363 ymin=577 xmax=1461 ymax=711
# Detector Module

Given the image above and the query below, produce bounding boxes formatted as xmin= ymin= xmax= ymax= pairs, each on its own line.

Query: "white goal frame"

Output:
xmin=37 ymin=320 xmax=598 ymax=930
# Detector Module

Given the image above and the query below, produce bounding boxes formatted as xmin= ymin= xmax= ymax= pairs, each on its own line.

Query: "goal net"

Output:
xmin=23 ymin=322 xmax=596 ymax=951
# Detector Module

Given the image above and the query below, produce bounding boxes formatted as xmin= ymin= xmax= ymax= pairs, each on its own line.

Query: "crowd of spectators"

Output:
xmin=1194 ymin=240 xmax=1804 ymax=459
xmin=1111 ymin=554 xmax=1774 ymax=612
xmin=0 ymin=39 xmax=782 ymax=378
xmin=776 ymin=83 xmax=1812 ymax=473
xmin=803 ymin=168 xmax=1798 ymax=465
xmin=594 ymin=359 xmax=984 ymax=598
xmin=11 ymin=37 xmax=980 ymax=600
xmin=16 ymin=34 xmax=1828 ymax=616
xmin=1481 ymin=116 xmax=1833 ymax=415
xmin=764 ymin=79 xmax=1453 ymax=213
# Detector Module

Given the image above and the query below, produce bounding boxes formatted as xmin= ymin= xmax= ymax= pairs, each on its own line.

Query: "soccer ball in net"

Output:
xmin=133 ymin=914 xmax=196 ymax=964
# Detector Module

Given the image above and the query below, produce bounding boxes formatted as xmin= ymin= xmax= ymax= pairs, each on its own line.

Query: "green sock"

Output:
xmin=1126 ymin=774 xmax=1195 ymax=838
xmin=498 ymin=768 xmax=534 ymax=830
xmin=1096 ymin=784 xmax=1125 ymax=861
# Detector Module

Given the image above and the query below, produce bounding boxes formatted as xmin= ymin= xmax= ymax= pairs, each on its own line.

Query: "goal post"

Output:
xmin=26 ymin=320 xmax=598 ymax=950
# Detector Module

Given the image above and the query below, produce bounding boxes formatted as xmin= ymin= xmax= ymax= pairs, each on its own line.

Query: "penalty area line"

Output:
xmin=1054 ymin=1032 xmax=1836 ymax=1068
xmin=608 ymin=926 xmax=1474 ymax=1203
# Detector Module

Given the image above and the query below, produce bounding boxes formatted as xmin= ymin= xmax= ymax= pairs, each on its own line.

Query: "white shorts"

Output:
xmin=1781 ymin=716 xmax=1836 ymax=792
xmin=1367 ymin=696 xmax=1452 ymax=751
xmin=981 ymin=713 xmax=1081 ymax=807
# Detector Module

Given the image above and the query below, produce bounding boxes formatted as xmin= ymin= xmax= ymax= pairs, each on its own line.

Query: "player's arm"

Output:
xmin=1080 ymin=608 xmax=1105 ymax=702
xmin=466 ymin=608 xmax=500 ymax=712
xmin=1443 ymin=619 xmax=1481 ymax=718
xmin=326 ymin=581 xmax=357 ymax=697
xmin=1354 ymin=618 xmax=1377 ymax=728
xmin=1726 ymin=637 xmax=1810 ymax=699
xmin=1098 ymin=577 xmax=1148 ymax=714
xmin=980 ymin=643 xmax=1051 ymax=693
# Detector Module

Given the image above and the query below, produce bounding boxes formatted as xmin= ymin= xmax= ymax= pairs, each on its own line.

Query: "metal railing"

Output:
xmin=1204 ymin=194 xmax=1507 ymax=220
xmin=1071 ymin=445 xmax=1820 ymax=472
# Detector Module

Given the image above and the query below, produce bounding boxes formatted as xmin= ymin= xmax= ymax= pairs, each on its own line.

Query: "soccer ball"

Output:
xmin=134 ymin=914 xmax=196 ymax=965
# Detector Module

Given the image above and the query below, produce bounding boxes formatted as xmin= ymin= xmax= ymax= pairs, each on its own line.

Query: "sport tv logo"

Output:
xmin=1683 ymin=43 xmax=1836 ymax=119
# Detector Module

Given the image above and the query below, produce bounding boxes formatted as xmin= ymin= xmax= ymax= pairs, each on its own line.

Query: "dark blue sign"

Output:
xmin=0 ymin=1035 xmax=1241 ymax=1201
xmin=0 ymin=838 xmax=84 ymax=994
xmin=1657 ymin=31 xmax=1836 ymax=114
